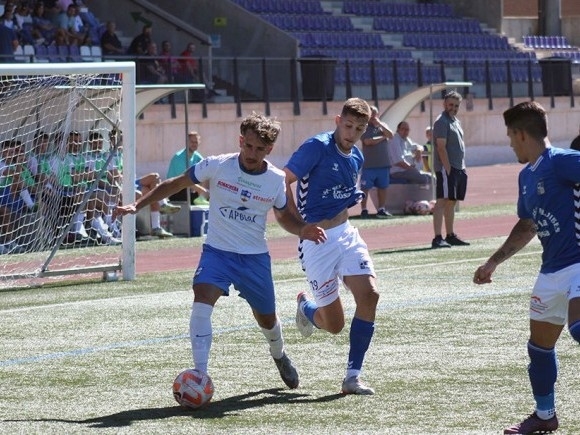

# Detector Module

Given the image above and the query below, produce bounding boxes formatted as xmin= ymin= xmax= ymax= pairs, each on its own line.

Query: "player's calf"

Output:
xmin=569 ymin=319 xmax=580 ymax=343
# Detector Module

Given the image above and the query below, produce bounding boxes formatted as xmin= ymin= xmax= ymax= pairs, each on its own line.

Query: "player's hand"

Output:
xmin=112 ymin=204 xmax=137 ymax=221
xmin=300 ymin=224 xmax=327 ymax=244
xmin=473 ymin=262 xmax=495 ymax=285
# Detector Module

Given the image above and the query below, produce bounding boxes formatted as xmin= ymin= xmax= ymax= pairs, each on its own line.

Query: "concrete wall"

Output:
xmin=135 ymin=97 xmax=580 ymax=178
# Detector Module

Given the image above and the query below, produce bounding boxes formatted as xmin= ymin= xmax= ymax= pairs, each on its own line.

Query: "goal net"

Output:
xmin=0 ymin=63 xmax=136 ymax=289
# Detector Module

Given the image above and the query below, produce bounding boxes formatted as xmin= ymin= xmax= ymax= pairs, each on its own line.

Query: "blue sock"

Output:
xmin=346 ymin=317 xmax=375 ymax=375
xmin=569 ymin=319 xmax=580 ymax=344
xmin=301 ymin=299 xmax=319 ymax=328
xmin=527 ymin=341 xmax=557 ymax=415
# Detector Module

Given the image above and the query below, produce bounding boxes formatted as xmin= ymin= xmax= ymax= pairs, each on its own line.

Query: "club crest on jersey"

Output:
xmin=537 ymin=181 xmax=545 ymax=195
xmin=332 ymin=163 xmax=339 ymax=172
xmin=240 ymin=189 xmax=252 ymax=202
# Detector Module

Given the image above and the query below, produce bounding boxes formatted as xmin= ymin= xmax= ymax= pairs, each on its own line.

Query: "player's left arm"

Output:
xmin=473 ymin=218 xmax=536 ymax=284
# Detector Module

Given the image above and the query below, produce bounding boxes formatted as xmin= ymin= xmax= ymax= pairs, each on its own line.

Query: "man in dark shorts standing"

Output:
xmin=431 ymin=90 xmax=470 ymax=248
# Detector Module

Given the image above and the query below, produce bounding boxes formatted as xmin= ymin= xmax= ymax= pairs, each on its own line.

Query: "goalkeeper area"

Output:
xmin=0 ymin=63 xmax=136 ymax=290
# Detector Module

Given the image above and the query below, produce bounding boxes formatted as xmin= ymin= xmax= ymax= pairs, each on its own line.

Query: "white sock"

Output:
xmin=260 ymin=319 xmax=284 ymax=359
xmin=73 ymin=212 xmax=85 ymax=233
xmin=150 ymin=210 xmax=160 ymax=228
xmin=20 ymin=189 xmax=35 ymax=208
xmin=190 ymin=302 xmax=213 ymax=373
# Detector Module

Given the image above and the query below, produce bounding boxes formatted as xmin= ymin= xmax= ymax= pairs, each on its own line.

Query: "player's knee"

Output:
xmin=569 ymin=320 xmax=580 ymax=344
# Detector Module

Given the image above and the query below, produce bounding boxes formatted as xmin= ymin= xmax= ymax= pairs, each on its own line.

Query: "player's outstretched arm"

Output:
xmin=473 ymin=218 xmax=536 ymax=285
xmin=274 ymin=207 xmax=327 ymax=244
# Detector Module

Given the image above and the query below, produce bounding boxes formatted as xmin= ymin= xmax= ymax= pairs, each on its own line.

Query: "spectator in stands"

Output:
xmin=358 ymin=105 xmax=393 ymax=218
xmin=138 ymin=41 xmax=168 ymax=85
xmin=54 ymin=4 xmax=87 ymax=46
xmin=14 ymin=2 xmax=35 ymax=45
xmin=159 ymin=40 xmax=178 ymax=83
xmin=176 ymin=41 xmax=218 ymax=99
xmin=166 ymin=130 xmax=209 ymax=205
xmin=176 ymin=41 xmax=199 ymax=83
xmin=105 ymin=129 xmax=180 ymax=239
xmin=1 ymin=2 xmax=17 ymax=30
xmin=56 ymin=130 xmax=95 ymax=244
xmin=431 ymin=90 xmax=469 ymax=248
xmin=388 ymin=121 xmax=433 ymax=185
xmin=0 ymin=140 xmax=38 ymax=253
xmin=127 ymin=23 xmax=151 ymax=56
xmin=51 ymin=26 xmax=69 ymax=46
xmin=570 ymin=125 xmax=580 ymax=151
xmin=0 ymin=7 xmax=18 ymax=63
xmin=31 ymin=2 xmax=56 ymax=44
xmin=100 ymin=21 xmax=124 ymax=57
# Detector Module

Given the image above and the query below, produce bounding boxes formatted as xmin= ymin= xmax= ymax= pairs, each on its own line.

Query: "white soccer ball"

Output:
xmin=172 ymin=369 xmax=214 ymax=409
xmin=413 ymin=200 xmax=431 ymax=215
xmin=404 ymin=200 xmax=416 ymax=215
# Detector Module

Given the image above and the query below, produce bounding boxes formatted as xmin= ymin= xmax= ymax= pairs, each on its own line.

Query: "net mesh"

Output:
xmin=0 ymin=73 xmax=124 ymax=288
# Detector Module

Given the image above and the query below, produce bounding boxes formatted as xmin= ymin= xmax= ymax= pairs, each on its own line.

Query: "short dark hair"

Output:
xmin=444 ymin=90 xmax=462 ymax=102
xmin=503 ymin=101 xmax=547 ymax=140
xmin=341 ymin=98 xmax=371 ymax=122
xmin=240 ymin=112 xmax=281 ymax=145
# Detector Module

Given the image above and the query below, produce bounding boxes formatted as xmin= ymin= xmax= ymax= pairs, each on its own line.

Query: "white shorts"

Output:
xmin=530 ymin=263 xmax=580 ymax=325
xmin=300 ymin=221 xmax=375 ymax=308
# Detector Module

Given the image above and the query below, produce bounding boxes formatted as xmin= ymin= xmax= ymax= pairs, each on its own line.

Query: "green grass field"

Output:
xmin=1 ymin=232 xmax=579 ymax=434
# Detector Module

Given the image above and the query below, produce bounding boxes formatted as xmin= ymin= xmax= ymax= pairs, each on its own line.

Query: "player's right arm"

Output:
xmin=473 ymin=218 xmax=536 ymax=284
xmin=113 ymin=172 xmax=194 ymax=219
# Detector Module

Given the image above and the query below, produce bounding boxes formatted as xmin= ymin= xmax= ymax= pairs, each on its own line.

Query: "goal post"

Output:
xmin=0 ymin=62 xmax=136 ymax=289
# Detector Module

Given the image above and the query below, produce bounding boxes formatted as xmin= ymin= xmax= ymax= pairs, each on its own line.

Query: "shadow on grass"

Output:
xmin=4 ymin=388 xmax=345 ymax=428
xmin=374 ymin=246 xmax=433 ymax=255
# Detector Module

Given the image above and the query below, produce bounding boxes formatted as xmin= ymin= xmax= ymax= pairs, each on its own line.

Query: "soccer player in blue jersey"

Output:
xmin=283 ymin=98 xmax=380 ymax=395
xmin=114 ymin=113 xmax=327 ymax=391
xmin=473 ymin=101 xmax=580 ymax=434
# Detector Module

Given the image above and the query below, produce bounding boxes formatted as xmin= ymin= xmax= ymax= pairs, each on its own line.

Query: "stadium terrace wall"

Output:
xmin=135 ymin=96 xmax=580 ymax=177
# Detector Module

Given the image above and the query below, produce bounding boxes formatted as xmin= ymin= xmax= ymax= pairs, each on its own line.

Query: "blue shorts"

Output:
xmin=360 ymin=167 xmax=390 ymax=190
xmin=193 ymin=244 xmax=276 ymax=314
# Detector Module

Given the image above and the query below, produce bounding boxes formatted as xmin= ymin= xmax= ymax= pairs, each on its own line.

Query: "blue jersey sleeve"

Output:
xmin=285 ymin=136 xmax=325 ymax=179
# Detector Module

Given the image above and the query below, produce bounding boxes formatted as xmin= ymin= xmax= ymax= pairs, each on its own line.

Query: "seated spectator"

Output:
xmin=388 ymin=121 xmax=434 ymax=185
xmin=0 ymin=19 xmax=18 ymax=63
xmin=14 ymin=2 xmax=35 ymax=45
xmin=54 ymin=4 xmax=87 ymax=46
xmin=106 ymin=130 xmax=180 ymax=239
xmin=159 ymin=40 xmax=178 ymax=82
xmin=127 ymin=23 xmax=151 ymax=56
xmin=138 ymin=41 xmax=168 ymax=84
xmin=31 ymin=2 xmax=56 ymax=44
xmin=100 ymin=21 xmax=124 ymax=57
xmin=176 ymin=42 xmax=199 ymax=83
xmin=166 ymin=130 xmax=209 ymax=205
xmin=0 ymin=140 xmax=38 ymax=253
xmin=51 ymin=26 xmax=69 ymax=46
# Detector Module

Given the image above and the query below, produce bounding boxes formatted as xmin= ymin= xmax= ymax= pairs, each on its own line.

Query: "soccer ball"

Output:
xmin=172 ymin=369 xmax=214 ymax=409
xmin=412 ymin=200 xmax=431 ymax=215
xmin=404 ymin=199 xmax=416 ymax=215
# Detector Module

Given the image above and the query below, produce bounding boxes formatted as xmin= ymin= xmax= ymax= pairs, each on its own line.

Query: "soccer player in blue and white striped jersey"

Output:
xmin=284 ymin=98 xmax=380 ymax=395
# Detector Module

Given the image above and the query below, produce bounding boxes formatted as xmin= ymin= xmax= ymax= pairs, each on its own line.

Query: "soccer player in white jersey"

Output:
xmin=474 ymin=101 xmax=580 ymax=434
xmin=114 ymin=113 xmax=326 ymax=390
xmin=283 ymin=98 xmax=380 ymax=395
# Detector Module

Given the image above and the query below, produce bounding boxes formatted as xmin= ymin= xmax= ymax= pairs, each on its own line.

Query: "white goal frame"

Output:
xmin=0 ymin=62 xmax=136 ymax=285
